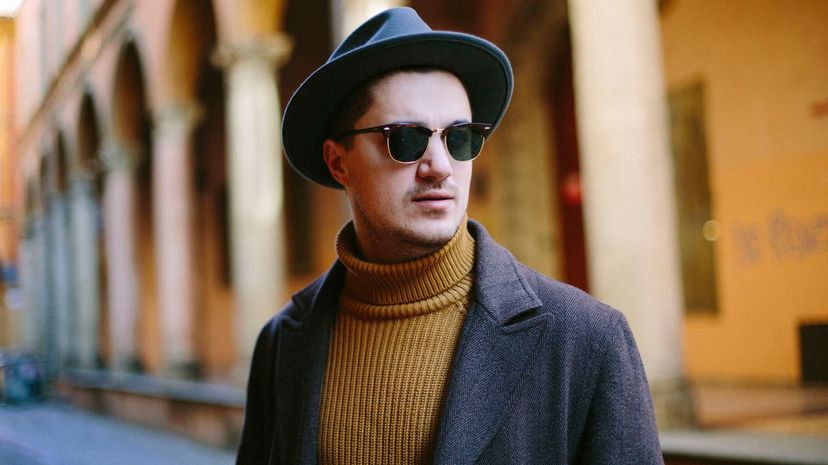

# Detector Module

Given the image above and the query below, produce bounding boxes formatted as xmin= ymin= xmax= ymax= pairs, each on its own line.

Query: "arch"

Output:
xmin=38 ymin=153 xmax=50 ymax=205
xmin=166 ymin=0 xmax=218 ymax=102
xmin=409 ymin=0 xmax=584 ymax=286
xmin=78 ymin=92 xmax=102 ymax=180
xmin=279 ymin=0 xmax=339 ymax=279
xmin=486 ymin=0 xmax=585 ymax=286
xmin=113 ymin=41 xmax=150 ymax=149
xmin=55 ymin=132 xmax=70 ymax=194
xmin=193 ymin=58 xmax=233 ymax=379
xmin=77 ymin=90 xmax=108 ymax=367
xmin=25 ymin=179 xmax=39 ymax=217
xmin=111 ymin=39 xmax=160 ymax=373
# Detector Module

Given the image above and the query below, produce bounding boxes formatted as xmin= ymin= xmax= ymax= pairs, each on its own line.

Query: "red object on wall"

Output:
xmin=562 ymin=171 xmax=582 ymax=206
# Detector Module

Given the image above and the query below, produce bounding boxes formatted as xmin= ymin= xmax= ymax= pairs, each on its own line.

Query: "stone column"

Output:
xmin=70 ymin=172 xmax=101 ymax=369
xmin=214 ymin=34 xmax=291 ymax=382
xmin=567 ymin=0 xmax=694 ymax=427
xmin=101 ymin=138 xmax=141 ymax=372
xmin=152 ymin=102 xmax=202 ymax=378
xmin=47 ymin=192 xmax=75 ymax=370
xmin=22 ymin=214 xmax=53 ymax=374
xmin=19 ymin=232 xmax=41 ymax=351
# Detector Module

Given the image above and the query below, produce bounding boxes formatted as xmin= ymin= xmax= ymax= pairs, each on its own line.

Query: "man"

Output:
xmin=237 ymin=7 xmax=663 ymax=465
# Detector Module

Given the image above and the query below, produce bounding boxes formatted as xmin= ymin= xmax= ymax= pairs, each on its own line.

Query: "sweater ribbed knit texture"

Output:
xmin=318 ymin=221 xmax=476 ymax=465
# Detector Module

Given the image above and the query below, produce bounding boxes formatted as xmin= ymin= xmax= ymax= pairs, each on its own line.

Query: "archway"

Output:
xmin=53 ymin=131 xmax=76 ymax=367
xmin=279 ymin=0 xmax=341 ymax=281
xmin=411 ymin=0 xmax=587 ymax=287
xmin=77 ymin=92 xmax=107 ymax=367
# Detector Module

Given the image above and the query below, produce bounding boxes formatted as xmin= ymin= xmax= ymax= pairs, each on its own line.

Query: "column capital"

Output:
xmin=212 ymin=33 xmax=293 ymax=69
xmin=152 ymin=101 xmax=204 ymax=138
xmin=100 ymin=136 xmax=142 ymax=172
xmin=68 ymin=171 xmax=97 ymax=192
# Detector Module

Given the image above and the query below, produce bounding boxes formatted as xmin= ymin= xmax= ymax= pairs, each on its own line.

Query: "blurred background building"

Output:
xmin=1 ymin=0 xmax=826 ymax=457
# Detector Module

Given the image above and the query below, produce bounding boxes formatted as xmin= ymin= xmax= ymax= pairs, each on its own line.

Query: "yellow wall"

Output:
xmin=661 ymin=0 xmax=828 ymax=382
xmin=0 ymin=17 xmax=14 ymax=253
xmin=0 ymin=16 xmax=21 ymax=348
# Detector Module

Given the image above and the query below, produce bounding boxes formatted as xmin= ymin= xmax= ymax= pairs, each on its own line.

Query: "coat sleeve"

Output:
xmin=575 ymin=314 xmax=664 ymax=465
xmin=236 ymin=318 xmax=280 ymax=465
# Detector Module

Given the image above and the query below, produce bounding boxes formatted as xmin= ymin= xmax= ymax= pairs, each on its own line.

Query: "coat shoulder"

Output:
xmin=270 ymin=261 xmax=344 ymax=330
xmin=467 ymin=218 xmax=626 ymax=344
xmin=515 ymin=262 xmax=627 ymax=345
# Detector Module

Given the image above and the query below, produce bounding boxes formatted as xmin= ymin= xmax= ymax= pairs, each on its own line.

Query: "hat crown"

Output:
xmin=330 ymin=7 xmax=432 ymax=61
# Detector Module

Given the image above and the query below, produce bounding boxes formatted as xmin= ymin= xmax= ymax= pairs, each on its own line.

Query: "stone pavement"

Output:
xmin=661 ymin=429 xmax=828 ymax=465
xmin=0 ymin=401 xmax=235 ymax=465
xmin=3 ymin=384 xmax=827 ymax=465
xmin=661 ymin=383 xmax=828 ymax=465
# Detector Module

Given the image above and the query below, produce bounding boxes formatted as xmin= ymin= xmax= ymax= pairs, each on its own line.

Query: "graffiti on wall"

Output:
xmin=733 ymin=210 xmax=828 ymax=266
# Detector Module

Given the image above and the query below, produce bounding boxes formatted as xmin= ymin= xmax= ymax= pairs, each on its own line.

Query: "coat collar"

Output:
xmin=432 ymin=220 xmax=546 ymax=465
xmin=465 ymin=219 xmax=543 ymax=321
xmin=275 ymin=219 xmax=546 ymax=465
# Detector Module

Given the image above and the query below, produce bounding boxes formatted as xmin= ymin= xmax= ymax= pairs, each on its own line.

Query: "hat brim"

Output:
xmin=282 ymin=31 xmax=513 ymax=189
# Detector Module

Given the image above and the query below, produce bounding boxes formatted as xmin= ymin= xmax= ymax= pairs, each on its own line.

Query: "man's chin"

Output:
xmin=404 ymin=217 xmax=463 ymax=248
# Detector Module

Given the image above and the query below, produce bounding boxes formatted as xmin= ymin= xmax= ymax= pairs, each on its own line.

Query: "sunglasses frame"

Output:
xmin=336 ymin=122 xmax=493 ymax=164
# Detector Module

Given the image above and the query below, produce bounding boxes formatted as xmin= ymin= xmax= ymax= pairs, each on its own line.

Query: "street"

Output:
xmin=0 ymin=401 xmax=235 ymax=465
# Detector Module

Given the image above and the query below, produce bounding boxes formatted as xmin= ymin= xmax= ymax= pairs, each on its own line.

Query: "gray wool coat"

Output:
xmin=236 ymin=220 xmax=664 ymax=465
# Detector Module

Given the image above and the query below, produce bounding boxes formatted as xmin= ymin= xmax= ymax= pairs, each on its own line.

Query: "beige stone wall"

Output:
xmin=661 ymin=0 xmax=828 ymax=382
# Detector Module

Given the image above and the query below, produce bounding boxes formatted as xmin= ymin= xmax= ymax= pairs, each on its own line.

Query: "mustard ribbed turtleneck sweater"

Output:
xmin=318 ymin=220 xmax=476 ymax=465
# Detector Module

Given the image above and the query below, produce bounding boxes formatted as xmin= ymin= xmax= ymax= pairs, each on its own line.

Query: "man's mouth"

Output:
xmin=412 ymin=190 xmax=455 ymax=208
xmin=413 ymin=191 xmax=454 ymax=201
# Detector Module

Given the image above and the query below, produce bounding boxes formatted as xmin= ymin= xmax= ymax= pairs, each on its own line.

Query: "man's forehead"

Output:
xmin=362 ymin=70 xmax=472 ymax=123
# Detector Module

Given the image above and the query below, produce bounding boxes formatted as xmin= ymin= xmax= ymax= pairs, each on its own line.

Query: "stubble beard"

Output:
xmin=351 ymin=183 xmax=465 ymax=262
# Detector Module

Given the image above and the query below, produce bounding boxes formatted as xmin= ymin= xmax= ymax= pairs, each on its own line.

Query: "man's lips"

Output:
xmin=410 ymin=190 xmax=455 ymax=210
xmin=411 ymin=191 xmax=455 ymax=202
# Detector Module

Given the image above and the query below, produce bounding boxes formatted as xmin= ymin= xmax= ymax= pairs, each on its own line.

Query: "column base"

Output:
xmin=111 ymin=355 xmax=144 ymax=374
xmin=230 ymin=360 xmax=253 ymax=389
xmin=161 ymin=360 xmax=202 ymax=380
xmin=651 ymin=377 xmax=696 ymax=429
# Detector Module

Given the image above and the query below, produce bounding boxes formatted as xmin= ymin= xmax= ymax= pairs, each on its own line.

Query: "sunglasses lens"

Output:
xmin=383 ymin=124 xmax=488 ymax=163
xmin=446 ymin=125 xmax=486 ymax=161
xmin=388 ymin=126 xmax=430 ymax=163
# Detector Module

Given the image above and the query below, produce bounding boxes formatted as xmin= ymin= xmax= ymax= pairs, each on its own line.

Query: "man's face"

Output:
xmin=323 ymin=70 xmax=473 ymax=263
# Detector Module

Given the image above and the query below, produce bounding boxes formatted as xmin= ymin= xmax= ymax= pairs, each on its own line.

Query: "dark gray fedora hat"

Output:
xmin=281 ymin=7 xmax=514 ymax=189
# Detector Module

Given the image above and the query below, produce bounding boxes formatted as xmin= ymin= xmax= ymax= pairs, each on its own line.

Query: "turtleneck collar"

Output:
xmin=335 ymin=217 xmax=476 ymax=317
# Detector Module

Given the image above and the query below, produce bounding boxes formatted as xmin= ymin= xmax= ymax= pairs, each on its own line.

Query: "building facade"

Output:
xmin=5 ymin=0 xmax=827 ymax=445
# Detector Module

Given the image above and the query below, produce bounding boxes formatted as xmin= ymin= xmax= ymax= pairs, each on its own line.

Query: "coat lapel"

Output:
xmin=271 ymin=262 xmax=344 ymax=465
xmin=432 ymin=221 xmax=547 ymax=465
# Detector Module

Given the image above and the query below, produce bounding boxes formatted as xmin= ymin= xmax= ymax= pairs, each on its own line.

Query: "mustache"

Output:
xmin=406 ymin=182 xmax=458 ymax=199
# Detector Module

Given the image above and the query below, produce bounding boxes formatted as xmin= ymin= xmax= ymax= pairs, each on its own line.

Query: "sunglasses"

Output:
xmin=335 ymin=122 xmax=493 ymax=164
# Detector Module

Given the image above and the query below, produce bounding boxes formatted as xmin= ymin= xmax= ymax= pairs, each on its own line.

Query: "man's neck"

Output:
xmin=355 ymin=237 xmax=443 ymax=264
xmin=353 ymin=222 xmax=466 ymax=264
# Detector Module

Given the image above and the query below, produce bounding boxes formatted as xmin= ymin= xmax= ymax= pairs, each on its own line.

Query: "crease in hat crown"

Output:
xmin=333 ymin=8 xmax=433 ymax=58
xmin=282 ymin=6 xmax=514 ymax=189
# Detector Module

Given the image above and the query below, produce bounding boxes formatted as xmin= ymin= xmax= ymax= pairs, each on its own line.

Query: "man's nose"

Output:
xmin=416 ymin=133 xmax=453 ymax=181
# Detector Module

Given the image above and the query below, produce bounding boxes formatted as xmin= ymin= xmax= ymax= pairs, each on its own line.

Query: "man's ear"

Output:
xmin=323 ymin=139 xmax=350 ymax=188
